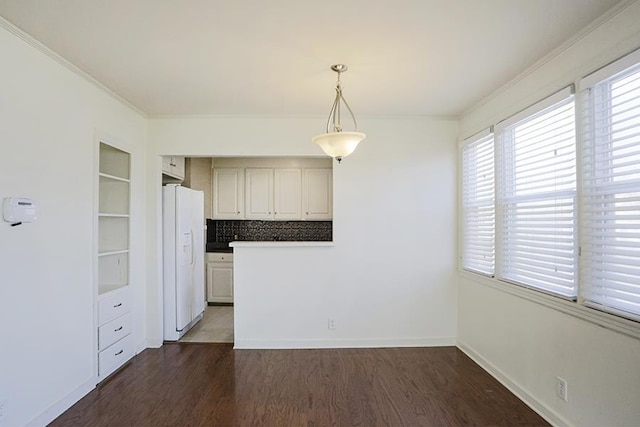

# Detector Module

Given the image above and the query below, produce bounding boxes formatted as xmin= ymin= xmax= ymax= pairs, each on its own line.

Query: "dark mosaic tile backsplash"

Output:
xmin=207 ymin=219 xmax=332 ymax=243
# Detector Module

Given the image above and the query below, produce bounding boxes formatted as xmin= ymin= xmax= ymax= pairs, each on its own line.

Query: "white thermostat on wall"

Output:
xmin=3 ymin=197 xmax=37 ymax=223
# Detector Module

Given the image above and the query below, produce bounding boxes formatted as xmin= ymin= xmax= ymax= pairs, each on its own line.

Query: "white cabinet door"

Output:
xmin=172 ymin=156 xmax=185 ymax=179
xmin=303 ymin=169 xmax=333 ymax=220
xmin=245 ymin=168 xmax=273 ymax=219
xmin=162 ymin=156 xmax=185 ymax=180
xmin=207 ymin=262 xmax=233 ymax=303
xmin=274 ymin=169 xmax=302 ymax=220
xmin=162 ymin=156 xmax=172 ymax=174
xmin=213 ymin=168 xmax=244 ymax=219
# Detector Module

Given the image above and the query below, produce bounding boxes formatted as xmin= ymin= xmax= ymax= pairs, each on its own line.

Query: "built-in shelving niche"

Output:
xmin=97 ymin=143 xmax=130 ymax=296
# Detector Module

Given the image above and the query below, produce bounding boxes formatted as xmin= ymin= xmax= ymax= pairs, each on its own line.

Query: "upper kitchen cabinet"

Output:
xmin=213 ymin=168 xmax=244 ymax=219
xmin=212 ymin=158 xmax=332 ymax=221
xmin=162 ymin=156 xmax=185 ymax=180
xmin=246 ymin=168 xmax=303 ymax=220
xmin=303 ymin=169 xmax=333 ymax=220
xmin=274 ymin=169 xmax=302 ymax=220
xmin=245 ymin=168 xmax=274 ymax=220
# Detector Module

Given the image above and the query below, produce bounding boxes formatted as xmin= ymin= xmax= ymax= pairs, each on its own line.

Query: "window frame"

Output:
xmin=460 ymin=128 xmax=496 ymax=277
xmin=578 ymin=54 xmax=640 ymax=322
xmin=495 ymin=87 xmax=578 ymax=299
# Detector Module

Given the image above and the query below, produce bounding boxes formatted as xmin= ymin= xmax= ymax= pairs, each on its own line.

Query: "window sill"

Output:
xmin=459 ymin=269 xmax=640 ymax=341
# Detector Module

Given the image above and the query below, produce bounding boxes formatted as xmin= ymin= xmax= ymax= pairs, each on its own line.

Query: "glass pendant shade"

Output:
xmin=312 ymin=131 xmax=366 ymax=162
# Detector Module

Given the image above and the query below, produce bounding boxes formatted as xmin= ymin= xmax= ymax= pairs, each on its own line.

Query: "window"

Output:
xmin=580 ymin=56 xmax=640 ymax=320
xmin=461 ymin=130 xmax=495 ymax=275
xmin=460 ymin=50 xmax=640 ymax=323
xmin=495 ymin=88 xmax=577 ymax=298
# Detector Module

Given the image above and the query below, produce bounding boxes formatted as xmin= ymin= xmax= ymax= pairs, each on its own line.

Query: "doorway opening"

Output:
xmin=179 ymin=304 xmax=234 ymax=343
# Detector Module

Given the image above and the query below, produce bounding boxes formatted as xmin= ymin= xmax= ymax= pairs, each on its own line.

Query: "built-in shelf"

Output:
xmin=97 ymin=142 xmax=130 ymax=296
xmin=96 ymin=141 xmax=133 ymax=380
xmin=98 ymin=216 xmax=129 ymax=253
xmin=99 ymin=172 xmax=130 ymax=183
xmin=99 ymin=144 xmax=130 ymax=179
xmin=99 ymin=249 xmax=129 ymax=257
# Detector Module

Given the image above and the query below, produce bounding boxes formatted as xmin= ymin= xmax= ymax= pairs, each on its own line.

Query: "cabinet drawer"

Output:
xmin=98 ymin=333 xmax=133 ymax=379
xmin=98 ymin=289 xmax=130 ymax=325
xmin=98 ymin=313 xmax=131 ymax=351
xmin=206 ymin=253 xmax=233 ymax=263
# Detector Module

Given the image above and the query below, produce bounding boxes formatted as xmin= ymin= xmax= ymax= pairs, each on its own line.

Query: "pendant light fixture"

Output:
xmin=312 ymin=64 xmax=366 ymax=163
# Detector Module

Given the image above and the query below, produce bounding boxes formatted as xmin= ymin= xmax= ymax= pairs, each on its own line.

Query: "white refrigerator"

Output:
xmin=163 ymin=184 xmax=206 ymax=341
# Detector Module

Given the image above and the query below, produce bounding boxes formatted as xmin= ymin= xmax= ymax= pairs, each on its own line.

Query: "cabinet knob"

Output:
xmin=115 ymin=326 xmax=123 ymax=332
xmin=237 ymin=211 xmax=240 ymax=214
xmin=306 ymin=212 xmax=309 ymax=214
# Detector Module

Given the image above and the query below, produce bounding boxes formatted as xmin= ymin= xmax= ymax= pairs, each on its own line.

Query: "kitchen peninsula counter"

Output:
xmin=230 ymin=241 xmax=334 ymax=248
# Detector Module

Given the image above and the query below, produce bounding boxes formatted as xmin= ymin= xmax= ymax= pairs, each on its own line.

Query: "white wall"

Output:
xmin=147 ymin=116 xmax=459 ymax=348
xmin=0 ymin=23 xmax=147 ymax=426
xmin=458 ymin=2 xmax=640 ymax=426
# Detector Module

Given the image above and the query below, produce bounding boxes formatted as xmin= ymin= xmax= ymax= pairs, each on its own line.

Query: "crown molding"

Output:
xmin=0 ymin=15 xmax=147 ymax=118
xmin=148 ymin=113 xmax=457 ymax=121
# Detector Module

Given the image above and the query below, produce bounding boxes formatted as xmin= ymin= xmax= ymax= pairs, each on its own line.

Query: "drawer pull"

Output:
xmin=115 ymin=326 xmax=123 ymax=332
xmin=113 ymin=303 xmax=122 ymax=308
xmin=115 ymin=349 xmax=124 ymax=356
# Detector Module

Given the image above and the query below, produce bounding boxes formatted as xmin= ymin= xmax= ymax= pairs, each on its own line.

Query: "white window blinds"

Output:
xmin=580 ymin=58 xmax=640 ymax=320
xmin=496 ymin=88 xmax=577 ymax=298
xmin=462 ymin=131 xmax=495 ymax=275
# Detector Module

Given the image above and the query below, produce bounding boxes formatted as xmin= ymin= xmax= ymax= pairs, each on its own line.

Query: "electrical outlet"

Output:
xmin=0 ymin=398 xmax=6 ymax=421
xmin=328 ymin=318 xmax=336 ymax=330
xmin=556 ymin=376 xmax=568 ymax=402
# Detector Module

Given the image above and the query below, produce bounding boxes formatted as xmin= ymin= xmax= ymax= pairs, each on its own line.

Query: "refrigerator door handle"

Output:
xmin=190 ymin=229 xmax=195 ymax=266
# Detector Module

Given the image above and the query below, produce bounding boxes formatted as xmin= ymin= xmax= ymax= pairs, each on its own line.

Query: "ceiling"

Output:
xmin=0 ymin=0 xmax=623 ymax=117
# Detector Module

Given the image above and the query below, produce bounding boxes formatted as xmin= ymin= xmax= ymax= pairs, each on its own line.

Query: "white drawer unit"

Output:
xmin=97 ymin=287 xmax=133 ymax=379
xmin=98 ymin=334 xmax=134 ymax=379
xmin=98 ymin=313 xmax=132 ymax=351
xmin=207 ymin=253 xmax=232 ymax=263
xmin=98 ymin=288 xmax=130 ymax=325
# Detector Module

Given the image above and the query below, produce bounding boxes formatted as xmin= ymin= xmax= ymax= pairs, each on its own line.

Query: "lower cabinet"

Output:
xmin=98 ymin=334 xmax=133 ymax=379
xmin=207 ymin=253 xmax=233 ymax=303
xmin=97 ymin=287 xmax=133 ymax=380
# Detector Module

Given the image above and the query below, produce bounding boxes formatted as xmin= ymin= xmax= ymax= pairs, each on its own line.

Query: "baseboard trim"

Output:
xmin=457 ymin=341 xmax=569 ymax=427
xmin=27 ymin=377 xmax=96 ymax=427
xmin=234 ymin=336 xmax=456 ymax=349
xmin=145 ymin=337 xmax=163 ymax=349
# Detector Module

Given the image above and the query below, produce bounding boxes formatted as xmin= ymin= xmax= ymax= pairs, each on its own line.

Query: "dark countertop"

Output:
xmin=206 ymin=242 xmax=233 ymax=253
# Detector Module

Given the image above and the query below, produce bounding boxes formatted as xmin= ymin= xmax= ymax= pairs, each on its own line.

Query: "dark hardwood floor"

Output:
xmin=51 ymin=344 xmax=548 ymax=426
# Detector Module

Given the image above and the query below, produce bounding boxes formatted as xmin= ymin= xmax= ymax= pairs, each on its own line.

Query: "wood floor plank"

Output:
xmin=50 ymin=344 xmax=548 ymax=426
